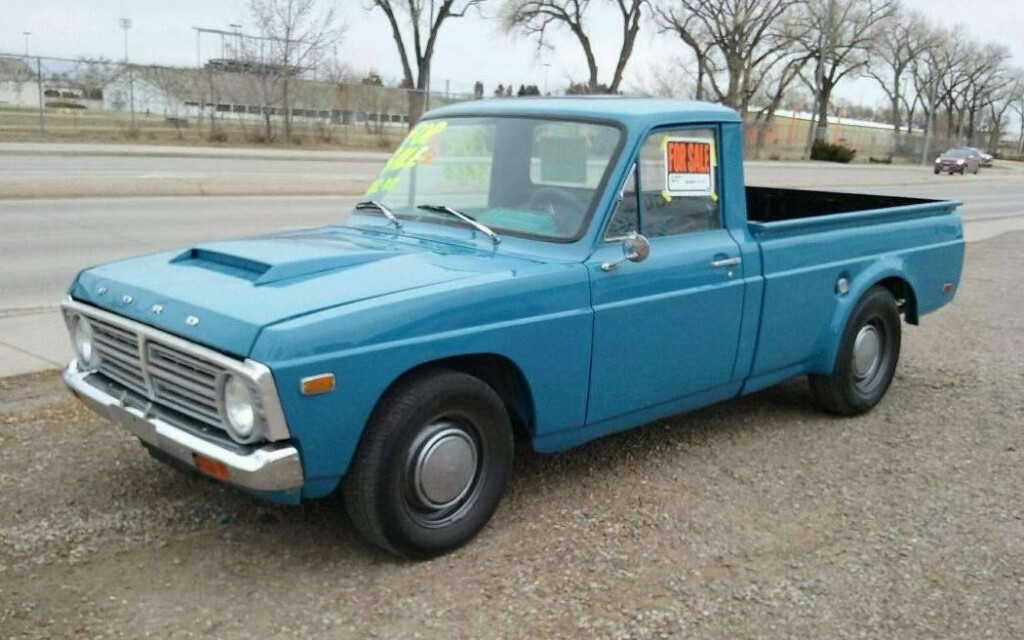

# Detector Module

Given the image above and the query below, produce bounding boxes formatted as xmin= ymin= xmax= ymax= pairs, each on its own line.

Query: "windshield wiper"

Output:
xmin=355 ymin=200 xmax=402 ymax=229
xmin=417 ymin=204 xmax=500 ymax=244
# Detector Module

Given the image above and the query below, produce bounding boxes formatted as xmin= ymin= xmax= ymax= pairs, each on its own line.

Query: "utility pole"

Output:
xmin=22 ymin=31 xmax=31 ymax=57
xmin=543 ymin=62 xmax=551 ymax=95
xmin=36 ymin=56 xmax=44 ymax=136
xmin=120 ymin=18 xmax=135 ymax=130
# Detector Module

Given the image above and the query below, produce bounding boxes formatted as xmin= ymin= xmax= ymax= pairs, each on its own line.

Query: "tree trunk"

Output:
xmin=890 ymin=96 xmax=901 ymax=155
xmin=585 ymin=47 xmax=599 ymax=91
xmin=815 ymin=83 xmax=832 ymax=142
xmin=407 ymin=90 xmax=426 ymax=128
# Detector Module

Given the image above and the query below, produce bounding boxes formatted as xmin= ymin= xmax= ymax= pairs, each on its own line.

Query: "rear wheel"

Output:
xmin=809 ymin=286 xmax=901 ymax=416
xmin=342 ymin=368 xmax=514 ymax=559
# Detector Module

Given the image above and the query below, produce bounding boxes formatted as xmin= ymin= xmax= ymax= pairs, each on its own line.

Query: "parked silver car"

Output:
xmin=965 ymin=147 xmax=994 ymax=167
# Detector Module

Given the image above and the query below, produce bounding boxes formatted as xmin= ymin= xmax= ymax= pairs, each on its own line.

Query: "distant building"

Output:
xmin=0 ymin=57 xmax=41 ymax=109
xmin=102 ymin=64 xmax=412 ymax=127
xmin=746 ymin=107 xmax=924 ymax=158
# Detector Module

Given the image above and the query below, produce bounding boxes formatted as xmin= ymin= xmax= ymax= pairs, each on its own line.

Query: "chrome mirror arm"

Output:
xmin=601 ymin=232 xmax=650 ymax=272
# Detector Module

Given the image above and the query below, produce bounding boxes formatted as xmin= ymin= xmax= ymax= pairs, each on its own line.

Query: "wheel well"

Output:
xmin=876 ymin=276 xmax=919 ymax=325
xmin=385 ymin=355 xmax=535 ymax=441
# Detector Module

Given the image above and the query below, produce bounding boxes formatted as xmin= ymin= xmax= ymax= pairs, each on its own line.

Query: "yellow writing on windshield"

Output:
xmin=366 ymin=120 xmax=449 ymax=197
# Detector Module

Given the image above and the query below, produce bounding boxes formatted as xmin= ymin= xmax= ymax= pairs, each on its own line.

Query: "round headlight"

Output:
xmin=72 ymin=316 xmax=100 ymax=369
xmin=222 ymin=374 xmax=258 ymax=442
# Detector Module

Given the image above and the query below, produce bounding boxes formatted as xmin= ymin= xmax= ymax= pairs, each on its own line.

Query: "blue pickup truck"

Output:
xmin=62 ymin=99 xmax=964 ymax=558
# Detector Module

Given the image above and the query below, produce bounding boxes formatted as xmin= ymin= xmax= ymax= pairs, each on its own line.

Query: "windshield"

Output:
xmin=359 ymin=117 xmax=623 ymax=241
xmin=944 ymin=149 xmax=968 ymax=158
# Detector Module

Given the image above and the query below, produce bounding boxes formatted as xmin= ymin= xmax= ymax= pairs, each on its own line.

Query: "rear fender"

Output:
xmin=816 ymin=259 xmax=915 ymax=375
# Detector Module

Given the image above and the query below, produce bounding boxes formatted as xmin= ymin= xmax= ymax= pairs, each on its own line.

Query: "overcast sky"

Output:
xmin=3 ymin=0 xmax=1023 ymax=106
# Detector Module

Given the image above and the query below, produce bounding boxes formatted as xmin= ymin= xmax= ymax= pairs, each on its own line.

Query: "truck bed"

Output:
xmin=746 ymin=186 xmax=937 ymax=224
xmin=738 ymin=185 xmax=964 ymax=396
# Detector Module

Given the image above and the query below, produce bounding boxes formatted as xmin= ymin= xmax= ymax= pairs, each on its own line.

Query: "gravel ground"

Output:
xmin=1 ymin=233 xmax=1022 ymax=640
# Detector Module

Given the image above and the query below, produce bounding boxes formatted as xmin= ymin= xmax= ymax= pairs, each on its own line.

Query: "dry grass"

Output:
xmin=0 ymin=107 xmax=405 ymax=151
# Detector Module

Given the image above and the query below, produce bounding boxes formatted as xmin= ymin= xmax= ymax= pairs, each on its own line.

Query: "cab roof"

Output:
xmin=424 ymin=97 xmax=742 ymax=128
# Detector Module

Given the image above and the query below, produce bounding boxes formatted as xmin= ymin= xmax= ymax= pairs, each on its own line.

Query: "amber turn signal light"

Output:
xmin=193 ymin=454 xmax=231 ymax=481
xmin=301 ymin=373 xmax=336 ymax=396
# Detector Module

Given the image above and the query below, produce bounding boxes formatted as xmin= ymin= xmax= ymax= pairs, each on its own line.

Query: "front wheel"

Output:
xmin=342 ymin=368 xmax=514 ymax=559
xmin=809 ymin=286 xmax=901 ymax=416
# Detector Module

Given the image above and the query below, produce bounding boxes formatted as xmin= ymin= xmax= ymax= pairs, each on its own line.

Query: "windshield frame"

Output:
xmin=357 ymin=114 xmax=628 ymax=245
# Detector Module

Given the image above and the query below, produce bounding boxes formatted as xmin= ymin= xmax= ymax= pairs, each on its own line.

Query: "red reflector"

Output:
xmin=193 ymin=454 xmax=231 ymax=481
xmin=942 ymin=283 xmax=953 ymax=293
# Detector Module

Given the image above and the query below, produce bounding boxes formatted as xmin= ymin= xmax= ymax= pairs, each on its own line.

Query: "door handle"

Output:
xmin=710 ymin=256 xmax=742 ymax=268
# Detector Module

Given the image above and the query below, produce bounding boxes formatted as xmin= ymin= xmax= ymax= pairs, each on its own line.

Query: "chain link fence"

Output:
xmin=0 ymin=53 xmax=484 ymax=149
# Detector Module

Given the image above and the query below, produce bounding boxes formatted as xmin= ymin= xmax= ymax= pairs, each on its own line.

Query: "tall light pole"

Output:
xmin=22 ymin=31 xmax=31 ymax=57
xmin=543 ymin=62 xmax=552 ymax=95
xmin=229 ymin=23 xmax=243 ymax=60
xmin=119 ymin=18 xmax=135 ymax=129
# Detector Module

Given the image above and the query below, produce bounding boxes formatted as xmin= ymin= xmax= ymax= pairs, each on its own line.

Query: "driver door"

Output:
xmin=585 ymin=126 xmax=746 ymax=424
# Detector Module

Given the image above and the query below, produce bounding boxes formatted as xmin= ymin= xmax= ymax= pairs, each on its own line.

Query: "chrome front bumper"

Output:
xmin=64 ymin=360 xmax=304 ymax=492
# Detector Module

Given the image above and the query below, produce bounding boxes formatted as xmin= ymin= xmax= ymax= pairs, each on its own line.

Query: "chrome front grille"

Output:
xmin=147 ymin=343 xmax=223 ymax=426
xmin=92 ymin=320 xmax=147 ymax=395
xmin=63 ymin=298 xmax=292 ymax=443
xmin=90 ymin=318 xmax=227 ymax=431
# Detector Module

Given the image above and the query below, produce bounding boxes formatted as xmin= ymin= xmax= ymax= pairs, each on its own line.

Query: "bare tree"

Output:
xmin=983 ymin=75 xmax=1020 ymax=152
xmin=797 ymin=0 xmax=895 ymax=142
xmin=70 ymin=57 xmax=118 ymax=101
xmin=368 ymin=0 xmax=486 ymax=125
xmin=911 ymin=25 xmax=965 ymax=161
xmin=143 ymin=66 xmax=203 ymax=139
xmin=864 ymin=7 xmax=935 ymax=154
xmin=749 ymin=50 xmax=812 ymax=157
xmin=1007 ymin=70 xmax=1024 ymax=154
xmin=654 ymin=0 xmax=804 ymax=117
xmin=248 ymin=0 xmax=343 ymax=141
xmin=957 ymin=43 xmax=1011 ymax=145
xmin=502 ymin=0 xmax=646 ymax=94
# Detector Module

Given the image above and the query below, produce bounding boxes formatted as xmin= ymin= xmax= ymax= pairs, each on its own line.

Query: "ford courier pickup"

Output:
xmin=62 ymin=99 xmax=964 ymax=558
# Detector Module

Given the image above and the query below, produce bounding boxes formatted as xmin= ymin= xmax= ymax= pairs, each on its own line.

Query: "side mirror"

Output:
xmin=601 ymin=232 xmax=650 ymax=272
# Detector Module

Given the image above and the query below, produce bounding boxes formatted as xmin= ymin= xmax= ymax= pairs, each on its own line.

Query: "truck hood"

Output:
xmin=70 ymin=227 xmax=537 ymax=356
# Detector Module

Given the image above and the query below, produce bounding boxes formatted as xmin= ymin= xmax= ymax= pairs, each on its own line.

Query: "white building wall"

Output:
xmin=0 ymin=80 xmax=41 ymax=108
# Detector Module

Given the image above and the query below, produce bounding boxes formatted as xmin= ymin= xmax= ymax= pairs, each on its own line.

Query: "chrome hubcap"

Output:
xmin=411 ymin=425 xmax=478 ymax=510
xmin=852 ymin=325 xmax=882 ymax=379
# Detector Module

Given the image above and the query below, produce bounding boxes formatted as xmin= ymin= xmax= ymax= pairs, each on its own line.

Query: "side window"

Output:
xmin=638 ymin=127 xmax=720 ymax=238
xmin=604 ymin=165 xmax=638 ymax=239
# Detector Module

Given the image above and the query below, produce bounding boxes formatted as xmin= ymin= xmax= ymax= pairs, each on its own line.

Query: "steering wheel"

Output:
xmin=525 ymin=187 xmax=589 ymax=234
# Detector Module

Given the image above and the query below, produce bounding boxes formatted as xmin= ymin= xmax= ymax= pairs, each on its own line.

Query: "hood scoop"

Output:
xmin=172 ymin=242 xmax=395 ymax=286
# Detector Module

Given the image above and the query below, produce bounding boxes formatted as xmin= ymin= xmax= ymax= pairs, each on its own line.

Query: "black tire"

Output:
xmin=809 ymin=286 xmax=901 ymax=416
xmin=933 ymin=168 xmax=940 ymax=175
xmin=342 ymin=368 xmax=514 ymax=559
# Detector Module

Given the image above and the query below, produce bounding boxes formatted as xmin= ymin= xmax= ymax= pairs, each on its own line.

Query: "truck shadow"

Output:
xmin=124 ymin=376 xmax=825 ymax=564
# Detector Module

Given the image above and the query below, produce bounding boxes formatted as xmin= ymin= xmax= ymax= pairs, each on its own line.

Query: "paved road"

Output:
xmin=1 ymin=164 xmax=1022 ymax=376
xmin=0 ymin=153 xmax=380 ymax=198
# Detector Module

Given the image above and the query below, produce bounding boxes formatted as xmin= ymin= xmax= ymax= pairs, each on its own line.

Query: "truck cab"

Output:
xmin=62 ymin=99 xmax=964 ymax=558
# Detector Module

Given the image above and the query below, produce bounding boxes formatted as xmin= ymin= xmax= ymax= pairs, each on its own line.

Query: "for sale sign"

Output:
xmin=663 ymin=138 xmax=715 ymax=197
